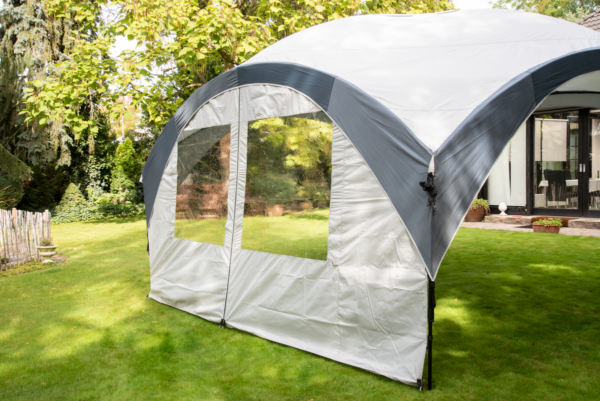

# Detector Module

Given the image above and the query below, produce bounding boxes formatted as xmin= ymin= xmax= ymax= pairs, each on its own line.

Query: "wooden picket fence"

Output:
xmin=0 ymin=208 xmax=51 ymax=271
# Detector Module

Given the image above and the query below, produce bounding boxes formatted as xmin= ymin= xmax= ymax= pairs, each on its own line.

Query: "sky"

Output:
xmin=452 ymin=0 xmax=495 ymax=10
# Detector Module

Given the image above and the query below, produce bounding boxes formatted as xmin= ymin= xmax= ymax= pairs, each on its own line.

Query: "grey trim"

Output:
xmin=237 ymin=62 xmax=336 ymax=111
xmin=142 ymin=69 xmax=238 ymax=226
xmin=537 ymin=93 xmax=600 ymax=111
xmin=326 ymin=78 xmax=434 ymax=267
xmin=530 ymin=47 xmax=600 ymax=104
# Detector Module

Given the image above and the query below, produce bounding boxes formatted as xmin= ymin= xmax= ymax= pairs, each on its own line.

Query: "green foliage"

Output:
xmin=471 ymin=198 xmax=491 ymax=213
xmin=491 ymin=0 xmax=600 ymax=20
xmin=247 ymin=115 xmax=333 ymax=203
xmin=113 ymin=138 xmax=142 ymax=180
xmin=110 ymin=137 xmax=142 ymax=202
xmin=0 ymin=184 xmax=15 ymax=209
xmin=39 ymin=237 xmax=54 ymax=246
xmin=0 ymin=0 xmax=78 ymax=167
xmin=110 ymin=171 xmax=137 ymax=202
xmin=51 ymin=201 xmax=145 ymax=224
xmin=0 ymin=145 xmax=31 ymax=209
xmin=57 ymin=183 xmax=87 ymax=211
xmin=533 ymin=217 xmax=563 ymax=227
xmin=250 ymin=171 xmax=298 ymax=203
xmin=23 ymin=0 xmax=454 ymax=139
xmin=0 ymin=175 xmax=22 ymax=209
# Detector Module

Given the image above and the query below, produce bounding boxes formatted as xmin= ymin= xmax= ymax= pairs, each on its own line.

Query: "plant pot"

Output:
xmin=546 ymin=226 xmax=560 ymax=234
xmin=464 ymin=207 xmax=485 ymax=222
xmin=38 ymin=245 xmax=58 ymax=263
xmin=532 ymin=225 xmax=547 ymax=233
xmin=266 ymin=204 xmax=283 ymax=217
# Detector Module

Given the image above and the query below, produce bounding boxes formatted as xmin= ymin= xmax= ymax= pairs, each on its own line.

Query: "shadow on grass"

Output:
xmin=1 ymin=222 xmax=599 ymax=400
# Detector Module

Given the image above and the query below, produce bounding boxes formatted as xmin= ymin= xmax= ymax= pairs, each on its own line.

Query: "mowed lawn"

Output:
xmin=175 ymin=209 xmax=330 ymax=260
xmin=1 ymin=217 xmax=599 ymax=400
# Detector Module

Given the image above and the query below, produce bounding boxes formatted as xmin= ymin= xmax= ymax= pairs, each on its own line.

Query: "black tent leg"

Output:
xmin=427 ymin=277 xmax=436 ymax=390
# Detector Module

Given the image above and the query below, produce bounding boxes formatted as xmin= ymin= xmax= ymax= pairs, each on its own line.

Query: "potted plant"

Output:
xmin=464 ymin=198 xmax=490 ymax=222
xmin=38 ymin=237 xmax=58 ymax=263
xmin=532 ymin=218 xmax=562 ymax=234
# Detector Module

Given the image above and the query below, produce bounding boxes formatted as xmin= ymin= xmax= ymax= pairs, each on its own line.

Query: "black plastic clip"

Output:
xmin=219 ymin=318 xmax=226 ymax=329
xmin=419 ymin=172 xmax=437 ymax=213
xmin=417 ymin=379 xmax=423 ymax=391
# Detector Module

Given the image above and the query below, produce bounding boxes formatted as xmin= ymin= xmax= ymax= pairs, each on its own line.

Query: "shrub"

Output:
xmin=0 ymin=175 xmax=23 ymax=209
xmin=533 ymin=218 xmax=562 ymax=227
xmin=57 ymin=183 xmax=87 ymax=211
xmin=52 ymin=201 xmax=145 ymax=224
xmin=471 ymin=198 xmax=490 ymax=213
xmin=110 ymin=170 xmax=137 ymax=202
xmin=39 ymin=237 xmax=54 ymax=246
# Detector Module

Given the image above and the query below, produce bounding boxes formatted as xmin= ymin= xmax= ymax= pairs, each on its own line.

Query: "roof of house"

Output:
xmin=578 ymin=10 xmax=600 ymax=31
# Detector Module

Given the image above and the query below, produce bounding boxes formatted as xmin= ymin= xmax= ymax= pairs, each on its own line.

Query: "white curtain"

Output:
xmin=592 ymin=119 xmax=600 ymax=180
xmin=488 ymin=143 xmax=511 ymax=206
xmin=487 ymin=122 xmax=527 ymax=206
xmin=510 ymin=123 xmax=527 ymax=206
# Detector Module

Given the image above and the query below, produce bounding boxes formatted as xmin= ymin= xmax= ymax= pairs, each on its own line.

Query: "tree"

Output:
xmin=23 ymin=0 xmax=454 ymax=146
xmin=0 ymin=0 xmax=85 ymax=207
xmin=491 ymin=0 xmax=600 ymax=21
xmin=247 ymin=114 xmax=333 ymax=203
xmin=57 ymin=182 xmax=87 ymax=211
xmin=110 ymin=137 xmax=143 ymax=201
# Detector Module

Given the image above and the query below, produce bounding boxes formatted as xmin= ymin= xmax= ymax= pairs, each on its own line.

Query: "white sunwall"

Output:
xmin=147 ymin=84 xmax=429 ymax=385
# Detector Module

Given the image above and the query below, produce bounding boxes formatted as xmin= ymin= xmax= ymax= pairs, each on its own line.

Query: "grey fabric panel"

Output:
xmin=142 ymin=69 xmax=238 ymax=225
xmin=530 ymin=47 xmax=600 ymax=104
xmin=432 ymin=73 xmax=537 ymax=278
xmin=327 ymin=78 xmax=434 ymax=268
xmin=237 ymin=62 xmax=335 ymax=111
xmin=537 ymin=92 xmax=600 ymax=111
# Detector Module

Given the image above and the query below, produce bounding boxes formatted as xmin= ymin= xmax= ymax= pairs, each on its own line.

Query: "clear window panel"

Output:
xmin=175 ymin=125 xmax=231 ymax=245
xmin=242 ymin=112 xmax=333 ymax=261
xmin=533 ymin=112 xmax=578 ymax=209
xmin=589 ymin=112 xmax=600 ymax=210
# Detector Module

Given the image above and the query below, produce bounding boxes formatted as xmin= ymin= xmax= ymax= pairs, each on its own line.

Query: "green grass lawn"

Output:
xmin=175 ymin=217 xmax=228 ymax=245
xmin=1 ymin=217 xmax=599 ymax=400
xmin=241 ymin=209 xmax=329 ymax=260
xmin=174 ymin=209 xmax=330 ymax=259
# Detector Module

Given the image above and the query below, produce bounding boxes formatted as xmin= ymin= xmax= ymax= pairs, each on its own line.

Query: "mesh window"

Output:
xmin=242 ymin=112 xmax=333 ymax=260
xmin=175 ymin=125 xmax=231 ymax=245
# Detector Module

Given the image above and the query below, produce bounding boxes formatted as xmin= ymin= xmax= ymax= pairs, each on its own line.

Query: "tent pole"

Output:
xmin=427 ymin=277 xmax=436 ymax=390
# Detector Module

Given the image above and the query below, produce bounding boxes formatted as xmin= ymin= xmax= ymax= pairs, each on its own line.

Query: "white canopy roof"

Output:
xmin=247 ymin=10 xmax=600 ymax=151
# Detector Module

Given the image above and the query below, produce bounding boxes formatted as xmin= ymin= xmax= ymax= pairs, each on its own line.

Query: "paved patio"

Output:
xmin=461 ymin=222 xmax=600 ymax=238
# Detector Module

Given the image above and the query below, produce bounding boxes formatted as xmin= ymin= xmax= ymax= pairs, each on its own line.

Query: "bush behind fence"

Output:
xmin=51 ymin=202 xmax=145 ymax=224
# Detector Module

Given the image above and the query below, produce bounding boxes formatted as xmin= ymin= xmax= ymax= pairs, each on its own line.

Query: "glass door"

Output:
xmin=589 ymin=111 xmax=600 ymax=213
xmin=532 ymin=112 xmax=579 ymax=213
